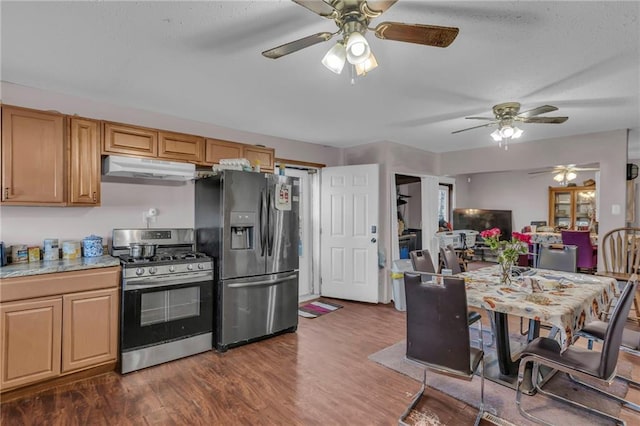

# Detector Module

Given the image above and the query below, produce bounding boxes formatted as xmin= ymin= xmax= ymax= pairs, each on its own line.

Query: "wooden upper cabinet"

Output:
xmin=159 ymin=131 xmax=204 ymax=163
xmin=68 ymin=117 xmax=101 ymax=205
xmin=103 ymin=122 xmax=157 ymax=158
xmin=243 ymin=145 xmax=275 ymax=173
xmin=1 ymin=106 xmax=65 ymax=205
xmin=204 ymin=138 xmax=244 ymax=165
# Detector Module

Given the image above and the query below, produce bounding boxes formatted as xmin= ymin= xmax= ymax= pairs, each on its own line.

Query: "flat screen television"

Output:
xmin=453 ymin=208 xmax=513 ymax=241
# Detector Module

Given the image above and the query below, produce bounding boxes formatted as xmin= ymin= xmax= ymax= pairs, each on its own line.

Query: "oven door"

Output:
xmin=121 ymin=270 xmax=213 ymax=352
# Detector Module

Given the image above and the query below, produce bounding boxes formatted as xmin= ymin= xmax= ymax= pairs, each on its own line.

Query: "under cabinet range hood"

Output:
xmin=102 ymin=155 xmax=195 ymax=181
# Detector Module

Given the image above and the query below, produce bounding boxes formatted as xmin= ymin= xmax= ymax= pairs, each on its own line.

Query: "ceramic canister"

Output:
xmin=62 ymin=241 xmax=81 ymax=260
xmin=82 ymin=235 xmax=103 ymax=258
xmin=43 ymin=238 xmax=60 ymax=260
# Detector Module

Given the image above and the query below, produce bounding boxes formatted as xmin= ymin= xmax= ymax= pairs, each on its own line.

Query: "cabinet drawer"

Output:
xmin=103 ymin=122 xmax=157 ymax=158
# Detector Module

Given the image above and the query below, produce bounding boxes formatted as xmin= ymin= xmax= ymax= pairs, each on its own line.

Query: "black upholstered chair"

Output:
xmin=400 ymin=273 xmax=485 ymax=426
xmin=537 ymin=244 xmax=578 ymax=272
xmin=440 ymin=245 xmax=463 ymax=274
xmin=515 ymin=275 xmax=639 ymax=425
xmin=410 ymin=249 xmax=487 ymax=346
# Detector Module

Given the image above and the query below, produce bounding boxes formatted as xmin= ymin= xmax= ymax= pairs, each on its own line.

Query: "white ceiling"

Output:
xmin=2 ymin=1 xmax=639 ymax=153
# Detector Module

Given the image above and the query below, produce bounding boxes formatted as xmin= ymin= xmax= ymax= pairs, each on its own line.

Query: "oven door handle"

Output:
xmin=227 ymin=274 xmax=296 ymax=288
xmin=124 ymin=274 xmax=213 ymax=290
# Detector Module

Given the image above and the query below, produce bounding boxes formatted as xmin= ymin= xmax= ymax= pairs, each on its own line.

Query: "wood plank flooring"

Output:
xmin=2 ymin=291 xmax=640 ymax=425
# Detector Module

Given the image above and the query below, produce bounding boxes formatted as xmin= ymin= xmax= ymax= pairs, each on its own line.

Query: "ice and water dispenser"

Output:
xmin=230 ymin=212 xmax=255 ymax=250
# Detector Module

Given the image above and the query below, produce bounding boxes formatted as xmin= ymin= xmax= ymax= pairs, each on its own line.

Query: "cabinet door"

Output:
xmin=204 ymin=138 xmax=243 ymax=165
xmin=68 ymin=117 xmax=101 ymax=205
xmin=62 ymin=288 xmax=118 ymax=373
xmin=549 ymin=188 xmax=573 ymax=228
xmin=243 ymin=145 xmax=275 ymax=173
xmin=158 ymin=131 xmax=204 ymax=163
xmin=575 ymin=188 xmax=596 ymax=229
xmin=0 ymin=298 xmax=62 ymax=390
xmin=103 ymin=122 xmax=157 ymax=158
xmin=1 ymin=106 xmax=65 ymax=205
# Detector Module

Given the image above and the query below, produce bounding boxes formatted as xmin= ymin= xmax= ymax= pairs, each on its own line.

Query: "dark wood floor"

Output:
xmin=2 ymin=288 xmax=640 ymax=425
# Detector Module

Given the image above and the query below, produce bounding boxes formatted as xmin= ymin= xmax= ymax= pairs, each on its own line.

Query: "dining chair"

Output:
xmin=575 ymin=301 xmax=640 ymax=401
xmin=410 ymin=249 xmax=490 ymax=347
xmin=597 ymin=227 xmax=640 ymax=325
xmin=440 ymin=245 xmax=463 ymax=274
xmin=401 ymin=273 xmax=485 ymax=426
xmin=561 ymin=230 xmax=597 ymax=273
xmin=515 ymin=276 xmax=638 ymax=425
xmin=536 ymin=244 xmax=577 ymax=272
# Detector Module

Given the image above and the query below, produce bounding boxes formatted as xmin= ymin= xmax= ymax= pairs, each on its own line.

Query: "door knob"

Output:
xmin=371 ymin=238 xmax=377 ymax=243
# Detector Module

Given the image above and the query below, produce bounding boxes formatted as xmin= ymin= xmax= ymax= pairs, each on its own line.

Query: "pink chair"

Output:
xmin=561 ymin=230 xmax=597 ymax=273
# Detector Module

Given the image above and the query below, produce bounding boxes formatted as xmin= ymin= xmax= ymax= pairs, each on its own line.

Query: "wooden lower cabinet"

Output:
xmin=62 ymin=288 xmax=118 ymax=373
xmin=0 ymin=267 xmax=120 ymax=393
xmin=0 ymin=298 xmax=63 ymax=390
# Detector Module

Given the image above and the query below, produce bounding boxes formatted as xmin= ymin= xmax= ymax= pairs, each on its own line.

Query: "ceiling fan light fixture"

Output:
xmin=355 ymin=52 xmax=378 ymax=76
xmin=500 ymin=125 xmax=515 ymax=138
xmin=512 ymin=126 xmax=523 ymax=139
xmin=346 ymin=31 xmax=370 ymax=65
xmin=490 ymin=129 xmax=502 ymax=142
xmin=566 ymin=171 xmax=577 ymax=181
xmin=321 ymin=41 xmax=346 ymax=74
xmin=553 ymin=173 xmax=565 ymax=182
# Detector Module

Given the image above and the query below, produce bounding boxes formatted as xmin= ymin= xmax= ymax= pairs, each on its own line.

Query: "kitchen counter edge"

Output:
xmin=0 ymin=255 xmax=120 ymax=279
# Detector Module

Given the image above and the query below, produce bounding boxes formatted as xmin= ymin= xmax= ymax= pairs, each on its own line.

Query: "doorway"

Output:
xmin=395 ymin=174 xmax=422 ymax=260
xmin=280 ymin=166 xmax=320 ymax=302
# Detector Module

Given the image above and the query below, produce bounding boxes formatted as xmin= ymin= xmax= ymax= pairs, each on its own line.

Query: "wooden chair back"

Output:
xmin=600 ymin=227 xmax=640 ymax=279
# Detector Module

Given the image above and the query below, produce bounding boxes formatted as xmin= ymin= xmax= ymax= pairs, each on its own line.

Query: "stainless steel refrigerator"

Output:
xmin=195 ymin=170 xmax=299 ymax=351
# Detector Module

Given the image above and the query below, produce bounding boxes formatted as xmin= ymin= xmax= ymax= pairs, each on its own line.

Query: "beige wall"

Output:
xmin=0 ymin=82 xmax=343 ymax=246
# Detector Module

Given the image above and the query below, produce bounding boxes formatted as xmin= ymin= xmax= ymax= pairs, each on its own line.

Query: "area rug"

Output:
xmin=298 ymin=300 xmax=343 ymax=318
xmin=369 ymin=340 xmax=631 ymax=426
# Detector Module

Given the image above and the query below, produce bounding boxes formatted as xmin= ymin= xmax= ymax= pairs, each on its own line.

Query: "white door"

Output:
xmin=320 ymin=164 xmax=379 ymax=302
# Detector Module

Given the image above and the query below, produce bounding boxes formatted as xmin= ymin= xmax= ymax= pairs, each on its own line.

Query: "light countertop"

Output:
xmin=0 ymin=255 xmax=120 ymax=279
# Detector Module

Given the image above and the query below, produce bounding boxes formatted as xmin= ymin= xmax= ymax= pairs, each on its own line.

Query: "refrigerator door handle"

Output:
xmin=227 ymin=274 xmax=297 ymax=288
xmin=267 ymin=187 xmax=274 ymax=257
xmin=260 ymin=189 xmax=267 ymax=256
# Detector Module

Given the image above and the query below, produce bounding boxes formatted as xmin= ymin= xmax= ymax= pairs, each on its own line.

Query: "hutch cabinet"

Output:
xmin=548 ymin=185 xmax=596 ymax=229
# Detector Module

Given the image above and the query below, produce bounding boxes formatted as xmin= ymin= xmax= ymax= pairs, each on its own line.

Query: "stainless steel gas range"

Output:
xmin=112 ymin=228 xmax=213 ymax=374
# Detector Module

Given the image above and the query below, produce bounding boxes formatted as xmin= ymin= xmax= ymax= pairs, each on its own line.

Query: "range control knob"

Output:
xmin=136 ymin=268 xmax=144 ymax=276
xmin=198 ymin=263 xmax=204 ymax=270
xmin=149 ymin=267 xmax=157 ymax=275
xmin=187 ymin=264 xmax=193 ymax=271
xmin=169 ymin=265 xmax=176 ymax=273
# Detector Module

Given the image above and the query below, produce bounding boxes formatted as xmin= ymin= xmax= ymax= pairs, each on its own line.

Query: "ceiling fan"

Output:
xmin=261 ymin=0 xmax=459 ymax=76
xmin=451 ymin=102 xmax=569 ymax=149
xmin=528 ymin=164 xmax=599 ymax=186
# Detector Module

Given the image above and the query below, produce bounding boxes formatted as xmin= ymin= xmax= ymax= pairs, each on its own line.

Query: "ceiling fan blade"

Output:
xmin=464 ymin=116 xmax=495 ymax=121
xmin=518 ymin=116 xmax=569 ymax=124
xmin=363 ymin=0 xmax=399 ymax=16
xmin=528 ymin=170 xmax=557 ymax=175
xmin=374 ymin=22 xmax=459 ymax=47
xmin=517 ymin=105 xmax=558 ymax=118
xmin=262 ymin=32 xmax=334 ymax=59
xmin=291 ymin=0 xmax=336 ymax=17
xmin=451 ymin=121 xmax=498 ymax=134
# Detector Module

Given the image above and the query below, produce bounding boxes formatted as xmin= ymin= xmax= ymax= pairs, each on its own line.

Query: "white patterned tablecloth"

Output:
xmin=459 ymin=265 xmax=617 ymax=349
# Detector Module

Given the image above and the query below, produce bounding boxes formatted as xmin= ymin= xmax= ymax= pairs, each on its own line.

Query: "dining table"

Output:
xmin=458 ymin=265 xmax=617 ymax=388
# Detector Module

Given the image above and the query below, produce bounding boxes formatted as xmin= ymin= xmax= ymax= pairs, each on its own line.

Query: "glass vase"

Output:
xmin=499 ymin=261 xmax=513 ymax=286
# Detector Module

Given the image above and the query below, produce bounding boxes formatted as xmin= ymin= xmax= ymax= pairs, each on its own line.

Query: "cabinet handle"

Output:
xmin=92 ymin=192 xmax=97 ymax=202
